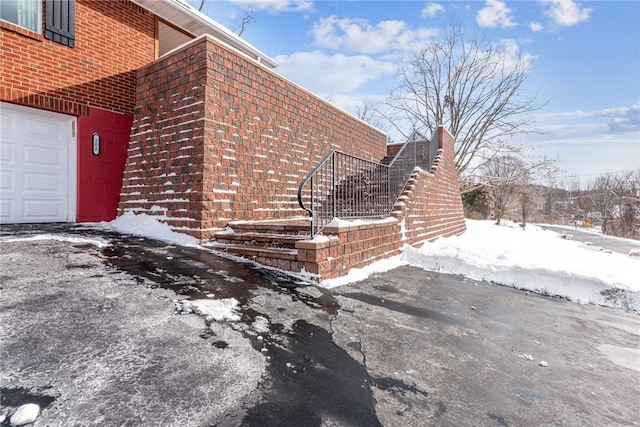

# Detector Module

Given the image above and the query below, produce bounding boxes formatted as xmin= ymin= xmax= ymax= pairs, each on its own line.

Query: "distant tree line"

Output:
xmin=462 ymin=170 xmax=640 ymax=239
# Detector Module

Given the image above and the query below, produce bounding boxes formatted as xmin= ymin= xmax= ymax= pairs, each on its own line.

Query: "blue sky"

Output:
xmin=189 ymin=0 xmax=639 ymax=184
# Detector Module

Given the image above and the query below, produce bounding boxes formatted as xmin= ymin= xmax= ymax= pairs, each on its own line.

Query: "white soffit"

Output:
xmin=131 ymin=0 xmax=278 ymax=68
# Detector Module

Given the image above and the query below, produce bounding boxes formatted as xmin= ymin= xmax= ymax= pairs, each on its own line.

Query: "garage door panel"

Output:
xmin=1 ymin=113 xmax=10 ymax=132
xmin=1 ymin=170 xmax=15 ymax=191
xmin=24 ymin=172 xmax=65 ymax=193
xmin=23 ymin=199 xmax=66 ymax=220
xmin=0 ymin=102 xmax=76 ymax=223
xmin=0 ymin=199 xmax=13 ymax=219
xmin=23 ymin=144 xmax=63 ymax=168
xmin=24 ymin=116 xmax=63 ymax=138
xmin=1 ymin=141 xmax=14 ymax=162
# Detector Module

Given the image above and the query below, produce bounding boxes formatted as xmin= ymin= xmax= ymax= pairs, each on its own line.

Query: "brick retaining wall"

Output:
xmin=119 ymin=35 xmax=388 ymax=239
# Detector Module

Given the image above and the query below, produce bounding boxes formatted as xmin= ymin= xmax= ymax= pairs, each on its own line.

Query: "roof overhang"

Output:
xmin=131 ymin=0 xmax=278 ymax=69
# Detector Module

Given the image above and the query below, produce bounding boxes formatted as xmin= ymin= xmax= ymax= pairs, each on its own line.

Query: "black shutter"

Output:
xmin=45 ymin=0 xmax=75 ymax=48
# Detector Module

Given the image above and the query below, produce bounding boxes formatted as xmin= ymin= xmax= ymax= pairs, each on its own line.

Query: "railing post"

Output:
xmin=310 ymin=176 xmax=314 ymax=236
xmin=332 ymin=154 xmax=336 ymax=222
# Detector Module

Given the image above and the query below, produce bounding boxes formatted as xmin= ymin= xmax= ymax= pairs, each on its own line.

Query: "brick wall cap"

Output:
xmin=322 ymin=217 xmax=399 ymax=234
xmin=296 ymin=240 xmax=335 ymax=250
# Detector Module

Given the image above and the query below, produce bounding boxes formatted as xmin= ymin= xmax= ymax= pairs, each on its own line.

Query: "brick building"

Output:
xmin=1 ymin=0 xmax=465 ymax=280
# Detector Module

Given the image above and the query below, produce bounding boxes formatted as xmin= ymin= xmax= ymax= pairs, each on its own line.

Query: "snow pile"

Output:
xmin=309 ymin=234 xmax=339 ymax=243
xmin=99 ymin=211 xmax=199 ymax=246
xmin=401 ymin=220 xmax=640 ymax=311
xmin=321 ymin=219 xmax=640 ymax=311
xmin=100 ymin=214 xmax=639 ymax=311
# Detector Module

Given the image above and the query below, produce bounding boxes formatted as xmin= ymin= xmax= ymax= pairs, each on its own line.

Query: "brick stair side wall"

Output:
xmin=296 ymin=126 xmax=466 ymax=281
xmin=397 ymin=126 xmax=467 ymax=246
xmin=118 ymin=40 xmax=209 ymax=237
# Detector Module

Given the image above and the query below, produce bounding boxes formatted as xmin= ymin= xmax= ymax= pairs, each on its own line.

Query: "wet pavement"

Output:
xmin=540 ymin=225 xmax=640 ymax=255
xmin=1 ymin=223 xmax=639 ymax=426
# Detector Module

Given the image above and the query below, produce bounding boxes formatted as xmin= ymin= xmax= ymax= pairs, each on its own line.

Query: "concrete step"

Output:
xmin=228 ymin=219 xmax=311 ymax=236
xmin=212 ymin=244 xmax=298 ymax=260
xmin=208 ymin=219 xmax=312 ymax=274
xmin=214 ymin=231 xmax=307 ymax=249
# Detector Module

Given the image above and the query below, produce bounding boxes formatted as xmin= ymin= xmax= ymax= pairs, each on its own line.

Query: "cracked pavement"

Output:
xmin=1 ymin=223 xmax=639 ymax=426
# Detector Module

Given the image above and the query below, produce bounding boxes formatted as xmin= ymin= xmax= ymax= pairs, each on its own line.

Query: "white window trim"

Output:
xmin=0 ymin=0 xmax=42 ymax=34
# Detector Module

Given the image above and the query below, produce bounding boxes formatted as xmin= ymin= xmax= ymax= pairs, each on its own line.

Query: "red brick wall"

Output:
xmin=1 ymin=1 xmax=156 ymax=222
xmin=119 ymin=36 xmax=388 ymax=238
xmin=0 ymin=0 xmax=156 ymax=116
xmin=386 ymin=142 xmax=404 ymax=160
xmin=119 ymin=40 xmax=208 ymax=231
xmin=77 ymin=107 xmax=132 ymax=222
xmin=296 ymin=126 xmax=466 ymax=281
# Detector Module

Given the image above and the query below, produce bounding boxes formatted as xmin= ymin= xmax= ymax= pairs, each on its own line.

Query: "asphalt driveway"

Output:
xmin=1 ymin=224 xmax=638 ymax=426
xmin=540 ymin=225 xmax=640 ymax=255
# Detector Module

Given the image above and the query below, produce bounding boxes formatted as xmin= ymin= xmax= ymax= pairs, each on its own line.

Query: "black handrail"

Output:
xmin=297 ymin=131 xmax=435 ymax=236
xmin=297 ymin=150 xmax=389 ymax=235
xmin=297 ymin=149 xmax=336 ymax=218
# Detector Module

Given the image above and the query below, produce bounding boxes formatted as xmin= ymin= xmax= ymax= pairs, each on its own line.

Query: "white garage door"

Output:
xmin=0 ymin=102 xmax=76 ymax=223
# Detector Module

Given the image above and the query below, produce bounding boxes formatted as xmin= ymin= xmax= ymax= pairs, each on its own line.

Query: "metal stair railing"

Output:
xmin=297 ymin=130 xmax=436 ymax=236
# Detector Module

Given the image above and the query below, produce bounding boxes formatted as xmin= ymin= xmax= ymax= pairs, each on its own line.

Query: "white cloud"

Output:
xmin=529 ymin=21 xmax=544 ymax=32
xmin=228 ymin=0 xmax=314 ymax=14
xmin=531 ymin=103 xmax=640 ymax=147
xmin=329 ymin=93 xmax=389 ymax=120
xmin=421 ymin=2 xmax=444 ymax=18
xmin=494 ymin=39 xmax=536 ymax=73
xmin=476 ymin=0 xmax=517 ymax=28
xmin=273 ymin=51 xmax=397 ymax=95
xmin=310 ymin=15 xmax=438 ymax=54
xmin=538 ymin=104 xmax=640 ymax=125
xmin=540 ymin=0 xmax=592 ymax=27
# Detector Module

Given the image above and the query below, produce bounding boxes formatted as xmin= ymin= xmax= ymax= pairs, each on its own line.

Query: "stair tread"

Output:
xmin=214 ymin=232 xmax=308 ymax=241
xmin=229 ymin=221 xmax=310 ymax=233
xmin=211 ymin=244 xmax=298 ymax=260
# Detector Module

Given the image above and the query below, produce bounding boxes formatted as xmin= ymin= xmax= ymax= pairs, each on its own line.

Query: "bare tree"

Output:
xmin=587 ymin=171 xmax=640 ymax=238
xmin=197 ymin=2 xmax=255 ymax=37
xmin=588 ymin=174 xmax=621 ymax=234
xmin=233 ymin=7 xmax=256 ymax=37
xmin=356 ymin=101 xmax=391 ymax=137
xmin=519 ymin=186 xmax=536 ymax=229
xmin=376 ymin=20 xmax=545 ymax=178
xmin=482 ymin=155 xmax=529 ymax=225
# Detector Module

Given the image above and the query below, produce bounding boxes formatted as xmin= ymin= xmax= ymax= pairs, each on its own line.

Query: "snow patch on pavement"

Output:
xmin=9 ymin=403 xmax=40 ymax=426
xmin=318 ymin=255 xmax=406 ymax=289
xmin=2 ymin=234 xmax=109 ymax=248
xmin=187 ymin=298 xmax=241 ymax=322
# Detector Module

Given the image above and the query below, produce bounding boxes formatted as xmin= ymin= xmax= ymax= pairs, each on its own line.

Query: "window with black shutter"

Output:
xmin=45 ymin=0 xmax=75 ymax=47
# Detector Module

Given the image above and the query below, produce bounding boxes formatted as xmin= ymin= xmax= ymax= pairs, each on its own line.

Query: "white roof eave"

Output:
xmin=131 ymin=0 xmax=278 ymax=69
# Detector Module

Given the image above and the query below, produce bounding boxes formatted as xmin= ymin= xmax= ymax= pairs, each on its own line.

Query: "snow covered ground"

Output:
xmin=323 ymin=220 xmax=640 ymax=312
xmin=4 ymin=213 xmax=638 ymax=312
